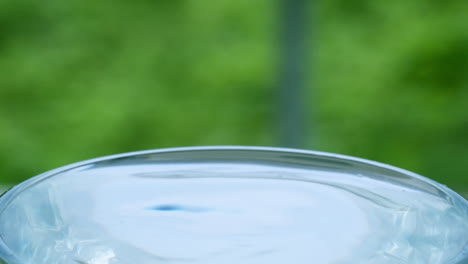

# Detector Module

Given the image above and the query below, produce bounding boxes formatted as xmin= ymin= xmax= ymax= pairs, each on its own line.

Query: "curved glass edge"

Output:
xmin=0 ymin=146 xmax=467 ymax=264
xmin=1 ymin=146 xmax=466 ymax=210
xmin=0 ymin=239 xmax=21 ymax=264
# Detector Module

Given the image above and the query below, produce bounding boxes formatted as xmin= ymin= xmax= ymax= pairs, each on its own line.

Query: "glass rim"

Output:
xmin=1 ymin=146 xmax=467 ymax=209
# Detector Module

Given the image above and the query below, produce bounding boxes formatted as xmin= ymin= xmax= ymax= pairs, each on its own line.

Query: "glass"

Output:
xmin=0 ymin=146 xmax=467 ymax=264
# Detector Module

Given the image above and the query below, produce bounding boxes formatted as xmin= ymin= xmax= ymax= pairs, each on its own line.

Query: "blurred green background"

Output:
xmin=0 ymin=0 xmax=467 ymax=194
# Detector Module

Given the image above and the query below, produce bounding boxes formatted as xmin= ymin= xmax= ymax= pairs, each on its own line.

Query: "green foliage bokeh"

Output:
xmin=0 ymin=0 xmax=467 ymax=192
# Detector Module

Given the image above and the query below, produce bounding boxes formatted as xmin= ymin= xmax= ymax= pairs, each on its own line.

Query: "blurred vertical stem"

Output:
xmin=278 ymin=0 xmax=308 ymax=148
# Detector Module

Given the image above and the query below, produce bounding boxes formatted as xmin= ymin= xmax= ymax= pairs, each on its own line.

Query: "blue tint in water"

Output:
xmin=150 ymin=204 xmax=189 ymax=211
xmin=148 ymin=204 xmax=210 ymax=213
xmin=0 ymin=147 xmax=466 ymax=264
